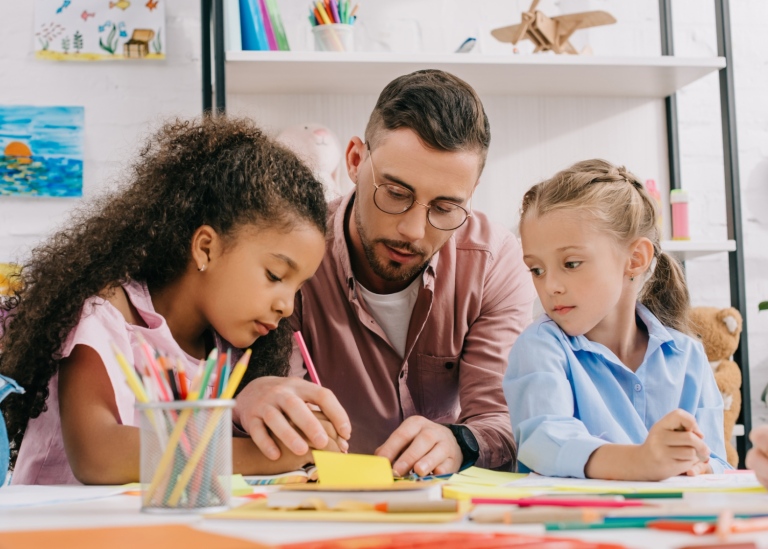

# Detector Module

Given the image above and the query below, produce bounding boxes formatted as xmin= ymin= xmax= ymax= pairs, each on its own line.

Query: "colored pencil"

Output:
xmin=375 ymin=500 xmax=458 ymax=513
xmin=471 ymin=497 xmax=644 ymax=508
xmin=294 ymin=331 xmax=321 ymax=386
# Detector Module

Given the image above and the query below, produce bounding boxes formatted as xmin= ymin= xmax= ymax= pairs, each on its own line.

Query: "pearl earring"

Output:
xmin=198 ymin=264 xmax=206 ymax=272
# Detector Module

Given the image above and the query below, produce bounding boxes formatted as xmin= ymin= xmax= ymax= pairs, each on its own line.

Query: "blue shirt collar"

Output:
xmin=561 ymin=302 xmax=680 ymax=360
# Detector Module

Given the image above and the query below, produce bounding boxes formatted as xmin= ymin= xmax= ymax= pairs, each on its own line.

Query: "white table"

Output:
xmin=2 ymin=489 xmax=768 ymax=548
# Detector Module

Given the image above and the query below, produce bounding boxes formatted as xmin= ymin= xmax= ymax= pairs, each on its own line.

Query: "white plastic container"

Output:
xmin=312 ymin=24 xmax=354 ymax=52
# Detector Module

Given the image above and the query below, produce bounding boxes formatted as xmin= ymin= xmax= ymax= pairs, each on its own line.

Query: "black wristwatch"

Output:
xmin=446 ymin=424 xmax=480 ymax=469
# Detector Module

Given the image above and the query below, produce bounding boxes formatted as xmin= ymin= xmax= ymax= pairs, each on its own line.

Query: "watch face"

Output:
xmin=461 ymin=427 xmax=479 ymax=453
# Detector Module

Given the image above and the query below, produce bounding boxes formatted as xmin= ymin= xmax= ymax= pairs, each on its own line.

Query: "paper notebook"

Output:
xmin=0 ymin=525 xmax=267 ymax=549
xmin=503 ymin=472 xmax=768 ymax=494
xmin=245 ymin=465 xmax=318 ymax=485
xmin=208 ymin=498 xmax=465 ymax=523
xmin=267 ymin=480 xmax=443 ymax=510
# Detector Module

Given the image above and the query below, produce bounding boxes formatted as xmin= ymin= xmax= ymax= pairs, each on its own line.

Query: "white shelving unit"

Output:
xmin=225 ymin=51 xmax=725 ymax=97
xmin=224 ymin=51 xmax=734 ymax=267
xmin=661 ymin=240 xmax=737 ymax=261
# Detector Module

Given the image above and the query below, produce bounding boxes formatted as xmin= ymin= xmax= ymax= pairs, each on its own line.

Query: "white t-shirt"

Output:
xmin=356 ymin=277 xmax=421 ymax=357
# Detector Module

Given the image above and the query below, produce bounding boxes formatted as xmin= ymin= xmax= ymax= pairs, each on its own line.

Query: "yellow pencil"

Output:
xmin=111 ymin=342 xmax=149 ymax=403
xmin=142 ymin=381 xmax=202 ymax=506
xmin=166 ymin=349 xmax=251 ymax=506
xmin=315 ymin=0 xmax=332 ymax=24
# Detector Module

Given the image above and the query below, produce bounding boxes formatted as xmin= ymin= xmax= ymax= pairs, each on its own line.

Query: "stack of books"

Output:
xmin=225 ymin=0 xmax=290 ymax=52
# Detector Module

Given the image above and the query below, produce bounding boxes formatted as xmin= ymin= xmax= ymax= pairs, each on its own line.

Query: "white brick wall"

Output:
xmin=1 ymin=1 xmax=766 ymax=424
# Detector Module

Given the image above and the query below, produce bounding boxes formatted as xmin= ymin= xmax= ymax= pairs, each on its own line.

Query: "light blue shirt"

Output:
xmin=503 ymin=303 xmax=730 ymax=478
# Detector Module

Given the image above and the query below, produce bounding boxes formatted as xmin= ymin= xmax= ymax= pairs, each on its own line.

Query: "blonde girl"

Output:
xmin=504 ymin=159 xmax=729 ymax=480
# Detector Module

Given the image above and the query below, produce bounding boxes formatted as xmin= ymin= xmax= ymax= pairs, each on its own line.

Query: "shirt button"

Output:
xmin=634 ymin=383 xmax=642 ymax=392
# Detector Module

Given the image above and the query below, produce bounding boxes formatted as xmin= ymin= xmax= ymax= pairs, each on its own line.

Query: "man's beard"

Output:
xmin=355 ymin=207 xmax=429 ymax=282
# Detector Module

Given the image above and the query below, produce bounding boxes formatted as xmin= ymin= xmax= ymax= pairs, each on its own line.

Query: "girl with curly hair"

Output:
xmin=1 ymin=116 xmax=347 ymax=485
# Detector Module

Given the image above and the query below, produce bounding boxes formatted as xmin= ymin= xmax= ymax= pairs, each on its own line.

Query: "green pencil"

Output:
xmin=621 ymin=492 xmax=684 ymax=499
xmin=545 ymin=519 xmax=651 ymax=531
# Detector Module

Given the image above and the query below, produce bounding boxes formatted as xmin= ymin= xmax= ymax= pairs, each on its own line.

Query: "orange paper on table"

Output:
xmin=0 ymin=525 xmax=267 ymax=549
xmin=279 ymin=531 xmax=628 ymax=549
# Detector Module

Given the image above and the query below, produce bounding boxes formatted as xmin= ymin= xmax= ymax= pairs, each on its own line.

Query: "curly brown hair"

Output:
xmin=0 ymin=116 xmax=327 ymax=468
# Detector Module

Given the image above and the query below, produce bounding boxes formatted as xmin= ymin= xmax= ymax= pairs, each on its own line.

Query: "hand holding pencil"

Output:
xmin=638 ymin=409 xmax=711 ymax=480
xmin=230 ymin=334 xmax=351 ymax=461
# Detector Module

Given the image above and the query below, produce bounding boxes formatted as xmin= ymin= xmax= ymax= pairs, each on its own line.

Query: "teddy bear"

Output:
xmin=689 ymin=306 xmax=743 ymax=468
xmin=276 ymin=123 xmax=345 ymax=200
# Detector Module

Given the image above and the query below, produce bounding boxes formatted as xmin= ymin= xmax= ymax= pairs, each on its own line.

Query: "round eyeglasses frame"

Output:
xmin=365 ymin=143 xmax=472 ymax=231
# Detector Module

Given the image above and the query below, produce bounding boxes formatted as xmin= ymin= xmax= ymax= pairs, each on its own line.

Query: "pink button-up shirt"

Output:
xmin=290 ymin=191 xmax=535 ymax=470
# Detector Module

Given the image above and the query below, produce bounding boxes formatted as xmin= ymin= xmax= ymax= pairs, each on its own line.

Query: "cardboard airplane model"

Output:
xmin=492 ymin=0 xmax=616 ymax=54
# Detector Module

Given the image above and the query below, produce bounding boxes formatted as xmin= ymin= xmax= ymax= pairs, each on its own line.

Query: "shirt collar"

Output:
xmin=563 ymin=302 xmax=679 ymax=358
xmin=332 ymin=189 xmax=439 ymax=296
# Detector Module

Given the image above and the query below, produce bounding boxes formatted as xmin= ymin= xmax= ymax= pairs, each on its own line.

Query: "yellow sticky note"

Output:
xmin=229 ymin=474 xmax=254 ymax=496
xmin=312 ymin=450 xmax=393 ymax=488
xmin=448 ymin=467 xmax=528 ymax=486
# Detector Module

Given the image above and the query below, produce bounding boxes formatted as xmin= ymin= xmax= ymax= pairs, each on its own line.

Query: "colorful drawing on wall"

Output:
xmin=34 ymin=0 xmax=165 ymax=60
xmin=0 ymin=106 xmax=84 ymax=197
xmin=0 ymin=263 xmax=22 ymax=297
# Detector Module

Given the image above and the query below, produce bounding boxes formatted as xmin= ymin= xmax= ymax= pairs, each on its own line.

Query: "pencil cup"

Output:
xmin=137 ymin=399 xmax=233 ymax=513
xmin=312 ymin=24 xmax=354 ymax=52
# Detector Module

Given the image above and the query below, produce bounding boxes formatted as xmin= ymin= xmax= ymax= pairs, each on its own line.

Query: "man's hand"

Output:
xmin=638 ymin=409 xmax=711 ymax=480
xmin=374 ymin=416 xmax=464 ymax=477
xmin=233 ymin=376 xmax=351 ymax=460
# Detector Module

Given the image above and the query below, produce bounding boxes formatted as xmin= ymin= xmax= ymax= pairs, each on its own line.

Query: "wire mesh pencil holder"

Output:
xmin=137 ymin=399 xmax=233 ymax=513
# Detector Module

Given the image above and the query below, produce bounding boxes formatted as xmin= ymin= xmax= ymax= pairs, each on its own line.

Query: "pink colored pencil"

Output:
xmin=293 ymin=331 xmax=321 ymax=386
xmin=470 ymin=497 xmax=644 ymax=508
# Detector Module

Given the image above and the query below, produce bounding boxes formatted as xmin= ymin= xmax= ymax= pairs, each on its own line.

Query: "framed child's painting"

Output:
xmin=0 ymin=105 xmax=84 ymax=197
xmin=34 ymin=0 xmax=166 ymax=61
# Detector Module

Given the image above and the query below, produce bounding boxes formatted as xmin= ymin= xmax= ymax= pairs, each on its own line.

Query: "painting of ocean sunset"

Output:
xmin=0 ymin=105 xmax=83 ymax=197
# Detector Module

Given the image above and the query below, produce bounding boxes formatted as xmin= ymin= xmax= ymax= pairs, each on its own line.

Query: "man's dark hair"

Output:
xmin=364 ymin=69 xmax=490 ymax=167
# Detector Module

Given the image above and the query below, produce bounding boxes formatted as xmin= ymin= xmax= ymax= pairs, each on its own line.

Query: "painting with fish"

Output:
xmin=0 ymin=106 xmax=84 ymax=197
xmin=35 ymin=0 xmax=165 ymax=60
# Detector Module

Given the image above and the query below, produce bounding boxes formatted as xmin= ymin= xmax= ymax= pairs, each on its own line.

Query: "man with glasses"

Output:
xmin=234 ymin=70 xmax=534 ymax=475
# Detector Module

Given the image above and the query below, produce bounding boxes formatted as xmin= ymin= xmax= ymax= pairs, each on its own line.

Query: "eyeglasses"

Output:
xmin=366 ymin=143 xmax=472 ymax=231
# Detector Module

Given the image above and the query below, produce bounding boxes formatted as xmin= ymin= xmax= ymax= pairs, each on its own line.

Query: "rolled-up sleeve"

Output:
xmin=503 ymin=323 xmax=607 ymax=478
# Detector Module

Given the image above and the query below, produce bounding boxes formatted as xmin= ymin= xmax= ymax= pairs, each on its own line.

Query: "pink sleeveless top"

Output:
xmin=12 ymin=280 xmax=232 ymax=485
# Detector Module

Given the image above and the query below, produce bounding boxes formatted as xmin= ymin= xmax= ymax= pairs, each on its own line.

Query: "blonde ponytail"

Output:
xmin=639 ymin=250 xmax=692 ymax=335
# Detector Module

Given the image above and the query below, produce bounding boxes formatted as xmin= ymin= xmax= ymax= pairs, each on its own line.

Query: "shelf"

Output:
xmin=225 ymin=51 xmax=725 ymax=97
xmin=661 ymin=240 xmax=736 ymax=261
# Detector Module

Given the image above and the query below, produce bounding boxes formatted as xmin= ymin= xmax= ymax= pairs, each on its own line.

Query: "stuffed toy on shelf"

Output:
xmin=277 ymin=124 xmax=344 ymax=200
xmin=690 ymin=306 xmax=743 ymax=468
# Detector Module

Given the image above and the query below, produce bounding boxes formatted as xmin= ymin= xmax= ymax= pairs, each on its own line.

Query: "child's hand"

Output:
xmin=685 ymin=460 xmax=713 ymax=476
xmin=638 ymin=409 xmax=711 ymax=480
xmin=233 ymin=376 xmax=351 ymax=461
xmin=299 ymin=410 xmax=349 ymax=453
